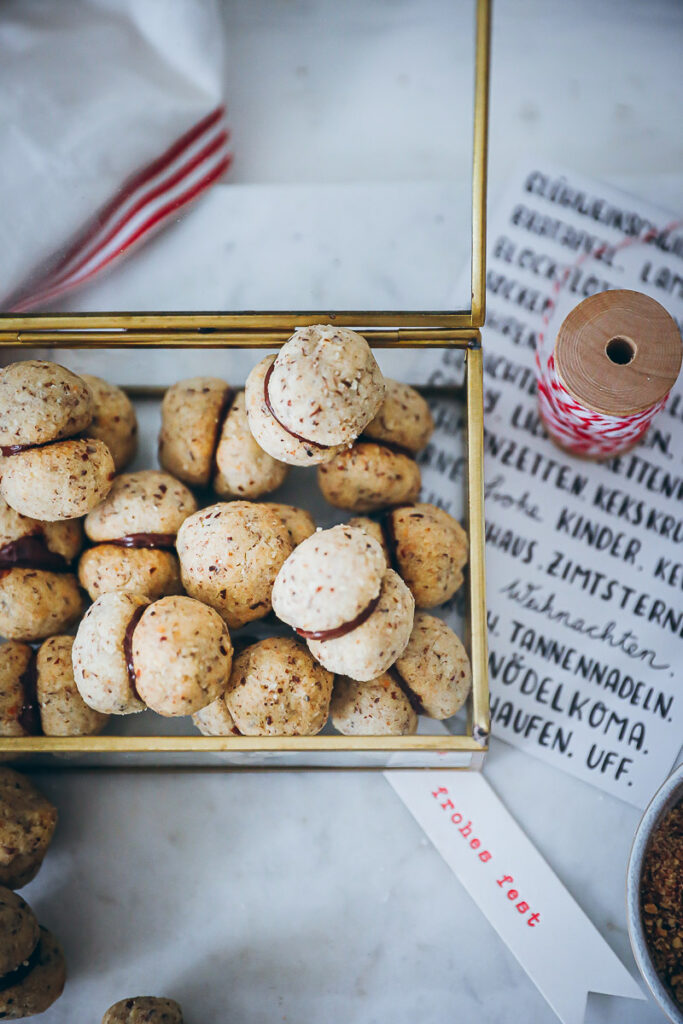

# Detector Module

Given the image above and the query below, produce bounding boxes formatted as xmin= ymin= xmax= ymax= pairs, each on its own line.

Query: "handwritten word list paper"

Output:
xmin=419 ymin=164 xmax=682 ymax=807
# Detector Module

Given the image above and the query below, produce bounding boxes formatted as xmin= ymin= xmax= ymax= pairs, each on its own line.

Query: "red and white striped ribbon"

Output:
xmin=535 ymin=219 xmax=682 ymax=458
xmin=6 ymin=106 xmax=231 ymax=313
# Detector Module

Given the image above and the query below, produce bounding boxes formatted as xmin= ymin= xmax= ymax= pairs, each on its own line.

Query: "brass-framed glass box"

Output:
xmin=0 ymin=0 xmax=490 ymax=769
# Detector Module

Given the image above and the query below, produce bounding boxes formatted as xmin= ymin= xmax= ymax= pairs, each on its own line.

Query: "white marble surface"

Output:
xmin=10 ymin=0 xmax=683 ymax=1020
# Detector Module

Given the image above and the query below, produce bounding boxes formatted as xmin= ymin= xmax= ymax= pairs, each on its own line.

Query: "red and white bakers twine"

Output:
xmin=535 ymin=221 xmax=683 ymax=460
xmin=537 ymin=356 xmax=669 ymax=459
xmin=6 ymin=106 xmax=232 ymax=312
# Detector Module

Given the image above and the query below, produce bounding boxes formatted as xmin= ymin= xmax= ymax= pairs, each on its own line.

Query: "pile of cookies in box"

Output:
xmin=0 ymin=325 xmax=470 ymax=742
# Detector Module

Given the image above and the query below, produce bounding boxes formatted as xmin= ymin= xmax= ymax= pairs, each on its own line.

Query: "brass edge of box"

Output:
xmin=0 ymin=327 xmax=474 ymax=348
xmin=471 ymin=0 xmax=491 ymax=328
xmin=465 ymin=342 xmax=490 ymax=748
xmin=0 ymin=735 xmax=485 ymax=754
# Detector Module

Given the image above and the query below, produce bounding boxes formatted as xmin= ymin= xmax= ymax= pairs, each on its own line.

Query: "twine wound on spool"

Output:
xmin=533 ymin=217 xmax=683 ymax=460
xmin=537 ymin=290 xmax=682 ymax=460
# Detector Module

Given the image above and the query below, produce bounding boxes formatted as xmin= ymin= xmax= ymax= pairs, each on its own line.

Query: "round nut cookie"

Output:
xmin=0 ymin=926 xmax=66 ymax=1019
xmin=159 ymin=376 xmax=231 ymax=487
xmin=0 ymin=887 xmax=39 ymax=977
xmin=225 ymin=637 xmax=333 ymax=736
xmin=394 ymin=612 xmax=472 ymax=719
xmin=387 ymin=503 xmax=468 ymax=607
xmin=346 ymin=516 xmax=391 ymax=565
xmin=82 ymin=470 xmax=194 ymax=601
xmin=80 ymin=375 xmax=138 ymax=471
xmin=0 ymin=569 xmax=84 ymax=642
xmin=102 ymin=997 xmax=184 ymax=1024
xmin=132 ymin=596 xmax=232 ymax=717
xmin=36 ymin=636 xmax=109 ymax=737
xmin=0 ymin=360 xmax=92 ymax=449
xmin=317 ymin=441 xmax=421 ymax=512
xmin=214 ymin=390 xmax=289 ymax=499
xmin=363 ymin=379 xmax=434 ymax=454
xmin=307 ymin=568 xmax=414 ymax=681
xmin=84 ymin=470 xmax=197 ymax=543
xmin=0 ymin=642 xmax=36 ymax=737
xmin=177 ymin=501 xmax=293 ymax=629
xmin=265 ymin=325 xmax=385 ymax=446
xmin=72 ymin=592 xmax=150 ymax=715
xmin=193 ymin=695 xmax=241 ymax=737
xmin=262 ymin=503 xmax=316 ymax=547
xmin=245 ymin=355 xmax=348 ymax=466
xmin=78 ymin=545 xmax=182 ymax=603
xmin=272 ymin=524 xmax=386 ymax=635
xmin=0 ymin=496 xmax=83 ymax=571
xmin=0 ymin=768 xmax=57 ymax=889
xmin=331 ymin=673 xmax=418 ymax=736
xmin=1 ymin=438 xmax=115 ymax=521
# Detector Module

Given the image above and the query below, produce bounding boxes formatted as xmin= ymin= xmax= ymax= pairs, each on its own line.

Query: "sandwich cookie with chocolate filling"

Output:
xmin=192 ymin=632 xmax=261 ymax=736
xmin=0 ymin=767 xmax=57 ymax=889
xmin=363 ymin=379 xmax=434 ymax=453
xmin=224 ymin=637 xmax=333 ymax=736
xmin=0 ymin=360 xmax=115 ymax=521
xmin=0 ymin=638 xmax=108 ymax=738
xmin=177 ymin=501 xmax=293 ymax=629
xmin=393 ymin=613 xmax=472 ymax=719
xmin=213 ymin=390 xmax=289 ymax=499
xmin=80 ymin=374 xmax=138 ymax=471
xmin=159 ymin=377 xmax=288 ymax=497
xmin=79 ymin=470 xmax=197 ymax=601
xmin=0 ymin=497 xmax=84 ymax=641
xmin=72 ymin=592 xmax=151 ymax=715
xmin=350 ymin=502 xmax=468 ymax=608
xmin=317 ymin=440 xmax=421 ymax=512
xmin=330 ymin=673 xmax=418 ymax=736
xmin=102 ymin=997 xmax=184 ymax=1024
xmin=272 ymin=524 xmax=414 ymax=681
xmin=131 ymin=595 xmax=232 ymax=717
xmin=245 ymin=325 xmax=386 ymax=466
xmin=35 ymin=636 xmax=109 ymax=736
xmin=192 ymin=694 xmax=241 ymax=737
xmin=0 ymin=888 xmax=66 ymax=1019
xmin=316 ymin=379 xmax=432 ymax=512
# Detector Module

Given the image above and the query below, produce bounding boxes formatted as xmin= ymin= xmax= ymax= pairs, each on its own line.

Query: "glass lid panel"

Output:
xmin=0 ymin=0 xmax=476 ymax=318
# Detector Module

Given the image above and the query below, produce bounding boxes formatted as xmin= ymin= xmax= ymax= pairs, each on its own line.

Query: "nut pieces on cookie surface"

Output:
xmin=0 ymin=359 xmax=116 ymax=521
xmin=0 ymin=886 xmax=66 ymax=1020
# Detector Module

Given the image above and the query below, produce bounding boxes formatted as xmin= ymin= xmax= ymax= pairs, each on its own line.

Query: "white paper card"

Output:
xmin=385 ymin=767 xmax=644 ymax=1024
xmin=419 ymin=164 xmax=683 ymax=807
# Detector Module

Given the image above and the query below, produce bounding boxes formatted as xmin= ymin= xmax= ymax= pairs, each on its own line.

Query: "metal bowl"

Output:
xmin=626 ymin=764 xmax=683 ymax=1024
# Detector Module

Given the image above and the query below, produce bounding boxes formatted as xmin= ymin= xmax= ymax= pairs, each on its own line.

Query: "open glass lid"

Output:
xmin=0 ymin=0 xmax=488 ymax=331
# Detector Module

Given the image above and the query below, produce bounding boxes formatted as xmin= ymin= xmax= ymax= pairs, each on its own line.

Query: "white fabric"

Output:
xmin=0 ymin=0 xmax=225 ymax=302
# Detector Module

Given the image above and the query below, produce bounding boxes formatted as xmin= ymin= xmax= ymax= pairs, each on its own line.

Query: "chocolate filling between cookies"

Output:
xmin=0 ymin=440 xmax=49 ymax=457
xmin=387 ymin=665 xmax=425 ymax=715
xmin=123 ymin=605 xmax=146 ymax=700
xmin=263 ymin=362 xmax=331 ymax=451
xmin=295 ymin=592 xmax=381 ymax=642
xmin=0 ymin=937 xmax=42 ymax=993
xmin=109 ymin=533 xmax=177 ymax=550
xmin=378 ymin=505 xmax=419 ymax=574
xmin=17 ymin=649 xmax=42 ymax=736
xmin=0 ymin=535 xmax=71 ymax=572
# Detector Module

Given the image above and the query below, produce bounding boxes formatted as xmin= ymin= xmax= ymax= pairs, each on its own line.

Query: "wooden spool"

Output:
xmin=554 ymin=289 xmax=682 ymax=418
